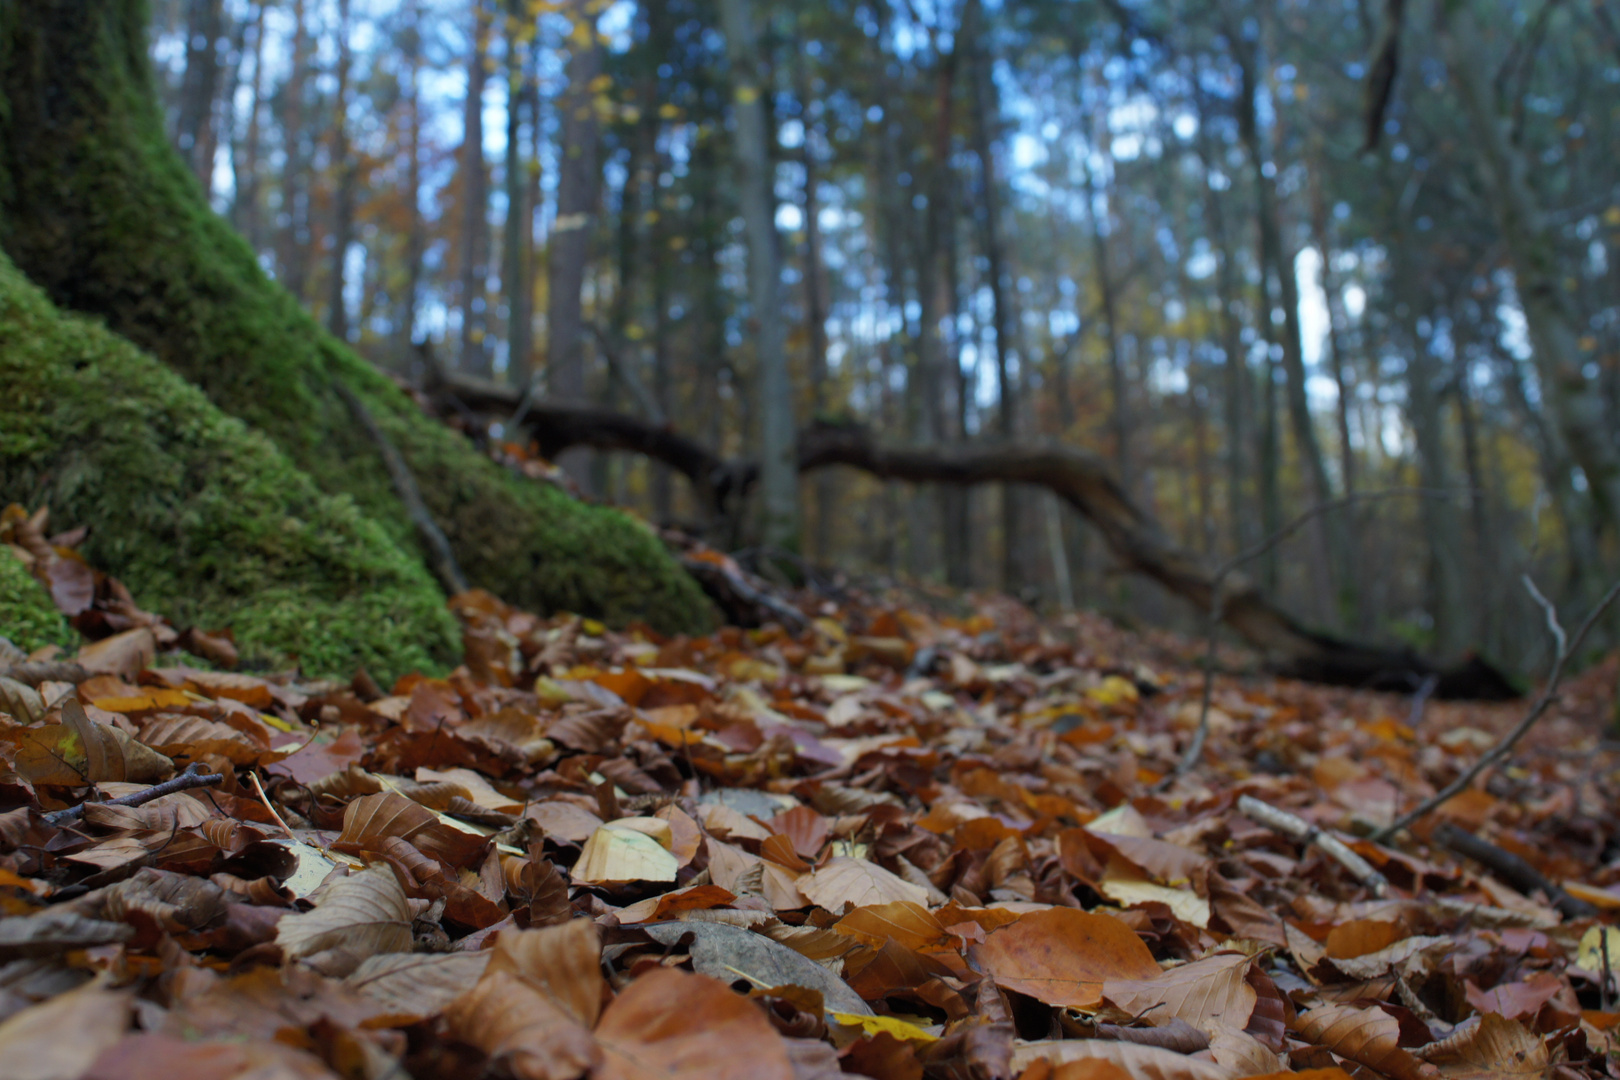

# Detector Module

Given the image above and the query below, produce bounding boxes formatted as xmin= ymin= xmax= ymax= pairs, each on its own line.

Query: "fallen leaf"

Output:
xmin=642 ymin=919 xmax=874 ymax=1016
xmin=1291 ymin=1003 xmax=1437 ymax=1080
xmin=594 ymin=967 xmax=794 ymax=1080
xmin=1102 ymin=952 xmax=1256 ymax=1037
xmin=970 ymin=907 xmax=1160 ymax=1009
xmin=275 ymin=866 xmax=412 ymax=976
xmin=796 ymin=855 xmax=927 ymax=910
xmin=0 ymin=978 xmax=132 ymax=1080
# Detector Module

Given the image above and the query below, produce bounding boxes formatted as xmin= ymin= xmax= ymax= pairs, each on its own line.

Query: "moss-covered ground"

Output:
xmin=0 ymin=546 xmax=76 ymax=655
xmin=0 ymin=253 xmax=460 ymax=679
xmin=0 ymin=1 xmax=715 ymax=638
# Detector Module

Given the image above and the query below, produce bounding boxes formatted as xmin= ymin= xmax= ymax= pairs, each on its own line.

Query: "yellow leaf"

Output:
xmin=573 ymin=823 xmax=678 ymax=884
xmin=830 ymin=1012 xmax=938 ymax=1042
xmin=1576 ymin=926 xmax=1620 ymax=975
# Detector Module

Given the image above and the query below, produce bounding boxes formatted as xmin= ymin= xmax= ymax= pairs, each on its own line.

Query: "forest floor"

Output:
xmin=1 ymin=516 xmax=1619 ymax=1080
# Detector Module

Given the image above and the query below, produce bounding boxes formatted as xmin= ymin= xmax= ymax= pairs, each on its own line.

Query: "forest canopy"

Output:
xmin=3 ymin=0 xmax=1619 ymax=686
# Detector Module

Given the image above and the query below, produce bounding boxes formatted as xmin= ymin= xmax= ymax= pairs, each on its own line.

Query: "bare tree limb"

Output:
xmin=1372 ymin=576 xmax=1620 ymax=842
xmin=419 ymin=381 xmax=1519 ymax=697
xmin=335 ymin=379 xmax=469 ymax=595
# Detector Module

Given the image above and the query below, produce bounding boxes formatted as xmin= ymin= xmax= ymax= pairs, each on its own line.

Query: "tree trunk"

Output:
xmin=276 ymin=0 xmax=312 ymax=301
xmin=795 ymin=53 xmax=835 ymax=566
xmin=175 ymin=0 xmax=223 ymax=185
xmin=546 ymin=0 xmax=603 ymax=487
xmin=968 ymin=14 xmax=1022 ymax=593
xmin=1441 ymin=3 xmax=1620 ymax=533
xmin=399 ymin=3 xmax=425 ymax=369
xmin=325 ymin=0 xmax=355 ymax=342
xmin=230 ymin=1 xmax=266 ymax=251
xmin=503 ymin=0 xmax=532 ymax=385
xmin=0 ymin=0 xmax=715 ymax=656
xmin=458 ymin=0 xmax=492 ymax=377
xmin=719 ymin=0 xmax=799 ymax=553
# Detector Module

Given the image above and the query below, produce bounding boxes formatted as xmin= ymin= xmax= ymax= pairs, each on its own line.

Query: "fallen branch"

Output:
xmin=420 ymin=376 xmax=1516 ymax=699
xmin=1431 ymin=822 xmax=1596 ymax=920
xmin=1372 ymin=576 xmax=1620 ymax=842
xmin=335 ymin=379 xmax=469 ymax=595
xmin=42 ymin=762 xmax=225 ymax=826
xmin=1237 ymin=794 xmax=1389 ymax=897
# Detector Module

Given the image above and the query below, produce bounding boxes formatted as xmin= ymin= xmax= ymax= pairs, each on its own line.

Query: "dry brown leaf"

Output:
xmin=1291 ymin=1002 xmax=1438 ymax=1080
xmin=77 ymin=628 xmax=156 ymax=679
xmin=1416 ymin=1013 xmax=1551 ymax=1078
xmin=446 ymin=968 xmax=602 ymax=1080
xmin=0 ymin=978 xmax=133 ymax=1080
xmin=136 ymin=714 xmax=259 ymax=766
xmin=594 ymin=967 xmax=794 ymax=1080
xmin=1102 ymin=951 xmax=1256 ymax=1036
xmin=1206 ymin=1023 xmax=1284 ymax=1076
xmin=486 ymin=919 xmax=606 ymax=1027
xmin=0 ymin=909 xmax=134 ymax=958
xmin=970 ymin=907 xmax=1160 ymax=1009
xmin=6 ymin=699 xmax=173 ymax=785
xmin=1008 ymin=1038 xmax=1235 ymax=1079
xmin=796 ymin=855 xmax=927 ymax=910
xmin=80 ymin=1031 xmax=336 ymax=1080
xmin=275 ymin=866 xmax=412 ymax=976
xmin=832 ymin=901 xmax=951 ymax=951
xmin=345 ymin=951 xmax=491 ymax=1021
xmin=573 ymin=822 xmax=678 ymax=884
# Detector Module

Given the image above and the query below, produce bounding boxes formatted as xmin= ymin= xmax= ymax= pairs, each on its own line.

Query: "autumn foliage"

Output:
xmin=0 ymin=515 xmax=1618 ymax=1080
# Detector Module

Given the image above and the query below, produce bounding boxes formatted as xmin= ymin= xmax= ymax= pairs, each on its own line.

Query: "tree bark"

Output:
xmin=175 ymin=0 xmax=224 ymax=185
xmin=502 ymin=0 xmax=532 ymax=385
xmin=0 ymin=0 xmax=716 ymax=642
xmin=325 ymin=0 xmax=355 ymax=342
xmin=458 ymin=0 xmax=492 ymax=376
xmin=967 ymin=6 xmax=1022 ymax=593
xmin=719 ymin=0 xmax=798 ymax=553
xmin=545 ymin=1 xmax=603 ymax=486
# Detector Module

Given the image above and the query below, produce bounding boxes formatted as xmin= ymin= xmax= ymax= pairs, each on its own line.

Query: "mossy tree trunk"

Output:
xmin=0 ymin=0 xmax=714 ymax=671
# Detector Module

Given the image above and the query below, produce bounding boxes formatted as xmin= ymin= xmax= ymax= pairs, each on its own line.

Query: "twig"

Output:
xmin=248 ymin=771 xmax=298 ymax=842
xmin=1159 ymin=488 xmax=1464 ymax=790
xmin=333 ymin=379 xmax=469 ymax=596
xmin=1237 ymin=794 xmax=1389 ymax=896
xmin=41 ymin=763 xmax=225 ymax=826
xmin=1372 ymin=576 xmax=1620 ymax=842
xmin=1430 ymin=822 xmax=1596 ymax=920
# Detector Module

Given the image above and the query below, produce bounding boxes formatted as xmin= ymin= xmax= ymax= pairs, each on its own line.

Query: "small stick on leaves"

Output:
xmin=1372 ymin=576 xmax=1620 ymax=843
xmin=42 ymin=762 xmax=225 ymax=826
xmin=1237 ymin=794 xmax=1389 ymax=896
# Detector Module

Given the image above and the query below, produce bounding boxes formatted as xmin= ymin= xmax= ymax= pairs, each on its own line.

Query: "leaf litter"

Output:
xmin=1 ymin=509 xmax=1619 ymax=1078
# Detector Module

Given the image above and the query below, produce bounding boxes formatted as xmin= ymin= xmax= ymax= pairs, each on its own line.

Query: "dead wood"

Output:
xmin=422 ymin=369 xmax=1516 ymax=699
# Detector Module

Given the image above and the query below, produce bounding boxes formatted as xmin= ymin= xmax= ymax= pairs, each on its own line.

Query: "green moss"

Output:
xmin=0 ymin=0 xmax=716 ymax=637
xmin=0 ymin=252 xmax=459 ymax=679
xmin=0 ymin=547 xmax=75 ymax=655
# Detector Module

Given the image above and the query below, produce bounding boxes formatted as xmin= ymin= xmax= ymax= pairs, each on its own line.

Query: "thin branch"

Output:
xmin=1158 ymin=488 xmax=1466 ymax=789
xmin=1237 ymin=795 xmax=1388 ymax=897
xmin=1373 ymin=576 xmax=1620 ymax=842
xmin=42 ymin=762 xmax=225 ymax=826
xmin=334 ymin=379 xmax=469 ymax=595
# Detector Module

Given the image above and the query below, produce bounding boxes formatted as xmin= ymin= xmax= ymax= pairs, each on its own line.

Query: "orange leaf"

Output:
xmin=1291 ymin=1003 xmax=1437 ymax=1080
xmin=1102 ymin=952 xmax=1256 ymax=1036
xmin=970 ymin=908 xmax=1160 ymax=1009
xmin=594 ymin=968 xmax=793 ymax=1080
